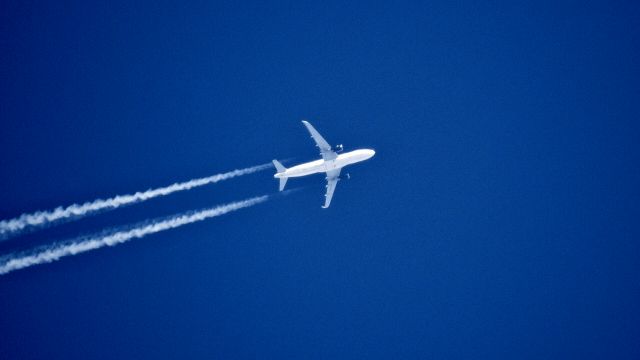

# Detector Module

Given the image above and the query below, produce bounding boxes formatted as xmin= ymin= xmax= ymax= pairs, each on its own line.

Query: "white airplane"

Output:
xmin=273 ymin=120 xmax=375 ymax=208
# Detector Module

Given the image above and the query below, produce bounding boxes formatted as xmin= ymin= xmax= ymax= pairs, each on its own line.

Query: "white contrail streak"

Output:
xmin=0 ymin=195 xmax=268 ymax=275
xmin=0 ymin=163 xmax=271 ymax=240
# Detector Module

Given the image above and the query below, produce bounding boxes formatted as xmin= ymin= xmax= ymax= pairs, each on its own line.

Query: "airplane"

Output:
xmin=273 ymin=120 xmax=375 ymax=208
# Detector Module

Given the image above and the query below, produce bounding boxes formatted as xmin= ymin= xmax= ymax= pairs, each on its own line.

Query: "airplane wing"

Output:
xmin=322 ymin=169 xmax=341 ymax=208
xmin=302 ymin=120 xmax=337 ymax=161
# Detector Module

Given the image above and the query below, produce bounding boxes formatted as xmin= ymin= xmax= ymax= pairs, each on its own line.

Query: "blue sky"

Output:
xmin=1 ymin=1 xmax=639 ymax=358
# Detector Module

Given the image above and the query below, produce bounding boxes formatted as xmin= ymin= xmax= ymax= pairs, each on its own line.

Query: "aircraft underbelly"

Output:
xmin=285 ymin=152 xmax=367 ymax=178
xmin=273 ymin=119 xmax=375 ymax=205
xmin=286 ymin=161 xmax=325 ymax=177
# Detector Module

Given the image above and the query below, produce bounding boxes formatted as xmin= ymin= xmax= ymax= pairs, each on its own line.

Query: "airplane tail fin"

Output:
xmin=272 ymin=159 xmax=288 ymax=191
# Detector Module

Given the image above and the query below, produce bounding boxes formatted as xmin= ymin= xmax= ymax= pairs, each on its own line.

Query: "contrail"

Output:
xmin=0 ymin=163 xmax=271 ymax=240
xmin=0 ymin=195 xmax=268 ymax=275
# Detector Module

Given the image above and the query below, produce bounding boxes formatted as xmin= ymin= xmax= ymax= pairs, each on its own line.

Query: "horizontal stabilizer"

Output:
xmin=279 ymin=177 xmax=288 ymax=191
xmin=272 ymin=159 xmax=286 ymax=173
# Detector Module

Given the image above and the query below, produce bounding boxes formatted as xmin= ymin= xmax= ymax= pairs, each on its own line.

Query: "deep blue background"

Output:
xmin=1 ymin=1 xmax=639 ymax=358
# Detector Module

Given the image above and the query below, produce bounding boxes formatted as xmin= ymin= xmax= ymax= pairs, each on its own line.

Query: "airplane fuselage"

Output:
xmin=273 ymin=120 xmax=375 ymax=208
xmin=274 ymin=149 xmax=375 ymax=178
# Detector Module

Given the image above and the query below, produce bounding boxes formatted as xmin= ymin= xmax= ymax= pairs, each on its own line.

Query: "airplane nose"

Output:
xmin=368 ymin=149 xmax=376 ymax=158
